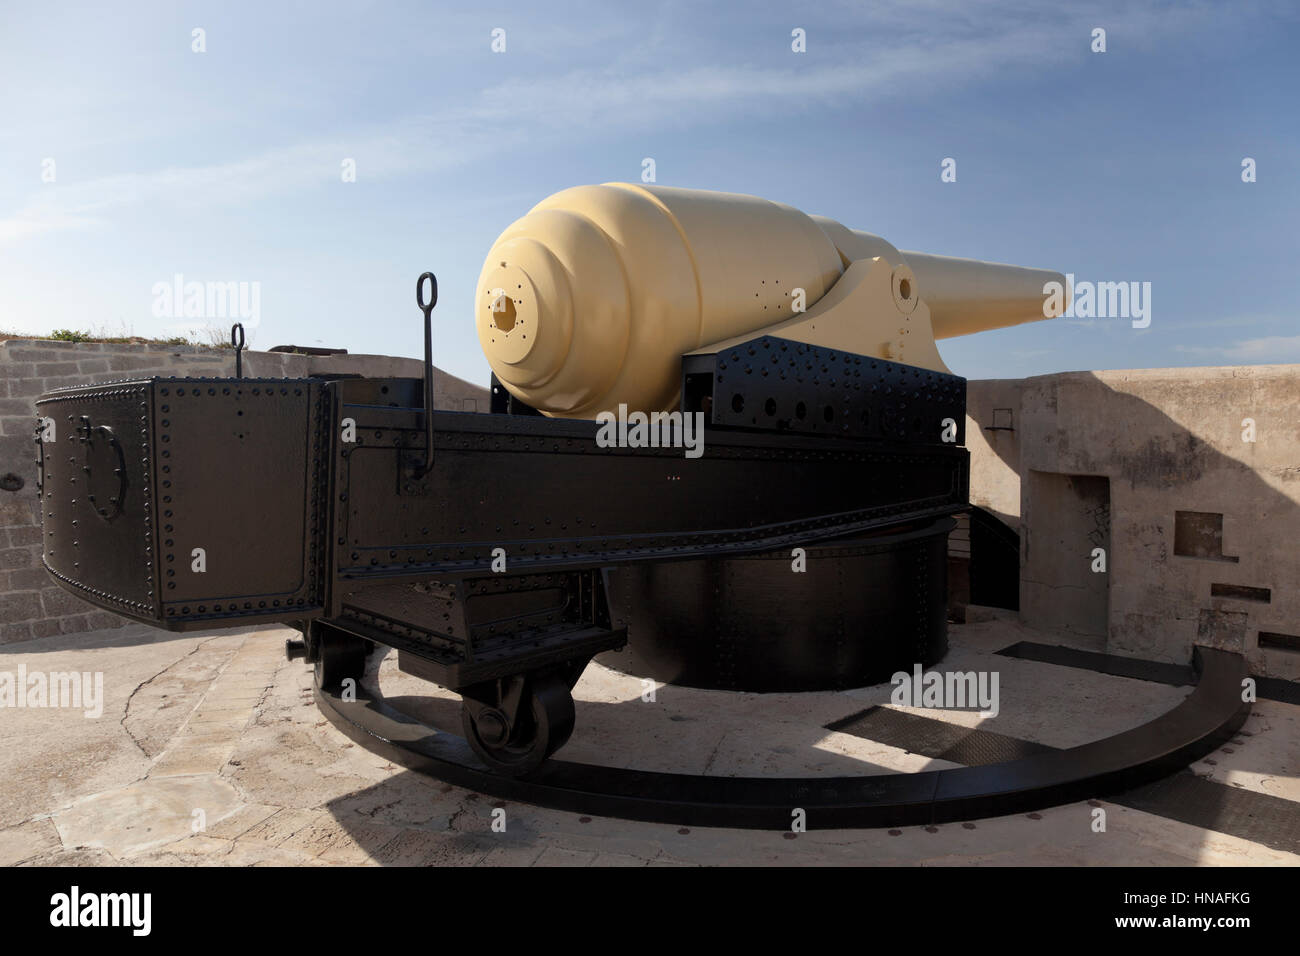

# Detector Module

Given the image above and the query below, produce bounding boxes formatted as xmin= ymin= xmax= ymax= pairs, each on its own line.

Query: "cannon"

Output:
xmin=34 ymin=184 xmax=1062 ymax=776
xmin=479 ymin=183 xmax=1061 ymax=417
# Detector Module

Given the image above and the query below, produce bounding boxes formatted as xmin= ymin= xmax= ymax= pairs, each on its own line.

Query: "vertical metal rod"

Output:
xmin=416 ymin=273 xmax=438 ymax=476
xmin=231 ymin=322 xmax=245 ymax=378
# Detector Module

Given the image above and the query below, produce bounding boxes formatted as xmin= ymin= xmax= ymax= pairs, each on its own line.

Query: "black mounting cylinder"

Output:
xmin=605 ymin=517 xmax=954 ymax=692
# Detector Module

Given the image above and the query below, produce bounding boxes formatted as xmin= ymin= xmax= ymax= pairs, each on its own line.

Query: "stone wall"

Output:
xmin=966 ymin=366 xmax=1300 ymax=679
xmin=963 ymin=378 xmax=1023 ymax=527
xmin=0 ymin=338 xmax=487 ymax=644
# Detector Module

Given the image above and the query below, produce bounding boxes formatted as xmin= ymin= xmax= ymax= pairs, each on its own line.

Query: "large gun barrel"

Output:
xmin=900 ymin=251 xmax=1066 ymax=340
xmin=476 ymin=183 xmax=1064 ymax=418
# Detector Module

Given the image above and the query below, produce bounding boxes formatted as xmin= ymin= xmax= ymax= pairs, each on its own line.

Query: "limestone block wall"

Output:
xmin=966 ymin=366 xmax=1300 ymax=679
xmin=963 ymin=378 xmax=1023 ymax=528
xmin=0 ymin=338 xmax=487 ymax=644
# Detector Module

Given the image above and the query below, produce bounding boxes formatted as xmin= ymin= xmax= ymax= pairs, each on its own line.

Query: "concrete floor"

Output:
xmin=0 ymin=617 xmax=1295 ymax=866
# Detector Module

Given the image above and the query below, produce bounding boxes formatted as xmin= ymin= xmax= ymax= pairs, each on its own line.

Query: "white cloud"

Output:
xmin=0 ymin=0 xmax=1254 ymax=243
xmin=1174 ymin=314 xmax=1278 ymax=330
xmin=1175 ymin=335 xmax=1300 ymax=363
xmin=0 ymin=130 xmax=471 ymax=244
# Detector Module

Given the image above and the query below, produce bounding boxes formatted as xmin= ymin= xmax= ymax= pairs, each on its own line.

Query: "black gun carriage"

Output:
xmin=34 ymin=311 xmax=967 ymax=775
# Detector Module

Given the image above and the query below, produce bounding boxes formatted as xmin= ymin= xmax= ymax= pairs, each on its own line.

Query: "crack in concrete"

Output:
xmin=1021 ymin=578 xmax=1092 ymax=591
xmin=446 ymin=798 xmax=475 ymax=831
xmin=702 ymin=731 xmax=729 ymax=774
xmin=250 ymin=653 xmax=292 ymax=728
xmin=0 ymin=817 xmax=62 ymax=866
xmin=119 ymin=634 xmax=230 ymax=758
xmin=145 ymin=635 xmax=251 ymax=773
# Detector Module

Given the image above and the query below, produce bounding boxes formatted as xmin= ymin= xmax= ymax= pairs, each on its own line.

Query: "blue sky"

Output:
xmin=1 ymin=0 xmax=1296 ymax=386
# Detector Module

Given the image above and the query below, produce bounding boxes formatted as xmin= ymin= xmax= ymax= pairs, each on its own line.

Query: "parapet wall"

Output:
xmin=966 ymin=365 xmax=1300 ymax=679
xmin=0 ymin=339 xmax=487 ymax=644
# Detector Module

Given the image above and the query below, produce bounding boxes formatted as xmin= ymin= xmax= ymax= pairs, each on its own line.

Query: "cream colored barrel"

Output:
xmin=801 ymin=221 xmax=1064 ymax=338
xmin=475 ymin=183 xmax=1061 ymax=417
xmin=476 ymin=183 xmax=842 ymax=417
xmin=899 ymin=252 xmax=1064 ymax=339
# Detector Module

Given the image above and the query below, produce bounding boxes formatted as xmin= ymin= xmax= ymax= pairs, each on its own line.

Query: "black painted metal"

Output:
xmin=313 ymin=646 xmax=1250 ymax=829
xmin=36 ymin=379 xmax=332 ymax=629
xmin=608 ymin=518 xmax=954 ymax=691
xmin=329 ymin=377 xmax=967 ymax=585
xmin=997 ymin=641 xmax=1198 ymax=686
xmin=996 ymin=639 xmax=1300 ymax=705
xmin=1253 ymin=675 xmax=1300 ymax=706
xmin=415 ymin=272 xmax=437 ymax=478
xmin=832 ymin=683 xmax=1296 ymax=853
xmin=489 ymin=374 xmax=543 ymax=417
xmin=231 ymin=323 xmax=245 ymax=378
xmin=345 ymin=567 xmax=626 ymax=688
xmin=683 ymin=336 xmax=966 ymax=445
xmin=36 ymin=321 xmax=975 ymax=757
xmin=36 ymin=370 xmax=967 ymax=702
